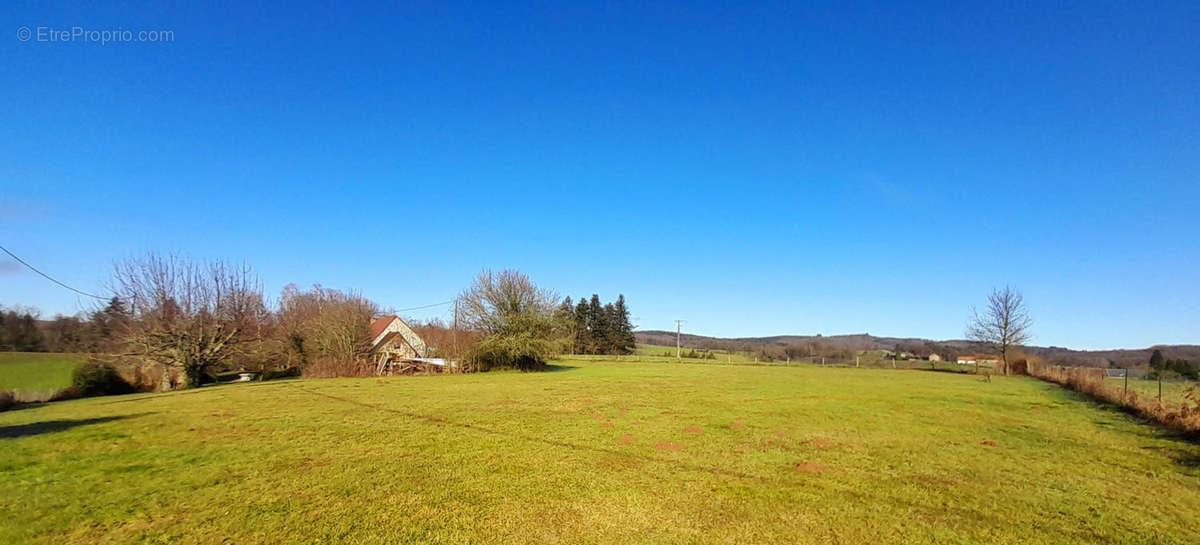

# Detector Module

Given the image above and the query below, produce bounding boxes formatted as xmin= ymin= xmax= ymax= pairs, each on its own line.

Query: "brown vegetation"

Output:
xmin=654 ymin=441 xmax=681 ymax=451
xmin=278 ymin=284 xmax=377 ymax=378
xmin=1029 ymin=362 xmax=1200 ymax=436
xmin=794 ymin=461 xmax=827 ymax=473
xmin=410 ymin=319 xmax=481 ymax=360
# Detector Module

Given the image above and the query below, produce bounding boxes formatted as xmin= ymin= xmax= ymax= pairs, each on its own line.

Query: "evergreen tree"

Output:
xmin=554 ymin=294 xmax=637 ymax=356
xmin=574 ymin=297 xmax=592 ymax=354
xmin=588 ymin=294 xmax=605 ymax=354
xmin=556 ymin=297 xmax=576 ymax=353
xmin=1149 ymin=349 xmax=1165 ymax=371
xmin=612 ymin=294 xmax=636 ymax=354
xmin=602 ymin=302 xmax=617 ymax=352
xmin=89 ymin=297 xmax=130 ymax=352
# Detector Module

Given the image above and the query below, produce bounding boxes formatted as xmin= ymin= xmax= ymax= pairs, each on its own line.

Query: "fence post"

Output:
xmin=1123 ymin=369 xmax=1128 ymax=399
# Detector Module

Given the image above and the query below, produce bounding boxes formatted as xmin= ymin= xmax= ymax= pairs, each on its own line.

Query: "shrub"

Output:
xmin=458 ymin=270 xmax=564 ymax=372
xmin=0 ymin=389 xmax=14 ymax=411
xmin=118 ymin=363 xmax=162 ymax=391
xmin=262 ymin=366 xmax=302 ymax=381
xmin=467 ymin=325 xmax=559 ymax=372
xmin=72 ymin=361 xmax=135 ymax=397
xmin=301 ymin=358 xmax=373 ymax=378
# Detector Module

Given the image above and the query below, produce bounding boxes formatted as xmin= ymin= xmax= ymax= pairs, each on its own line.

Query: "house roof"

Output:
xmin=369 ymin=316 xmax=399 ymax=341
xmin=369 ymin=315 xmax=426 ymax=356
xmin=377 ymin=329 xmax=422 ymax=353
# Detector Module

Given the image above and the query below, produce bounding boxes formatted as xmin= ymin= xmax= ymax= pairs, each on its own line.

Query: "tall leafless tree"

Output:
xmin=966 ymin=286 xmax=1033 ymax=375
xmin=109 ymin=253 xmax=266 ymax=389
xmin=277 ymin=283 xmax=377 ymax=376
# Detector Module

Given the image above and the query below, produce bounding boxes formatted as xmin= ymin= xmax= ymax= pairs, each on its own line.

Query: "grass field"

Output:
xmin=0 ymin=352 xmax=85 ymax=394
xmin=635 ymin=343 xmax=976 ymax=371
xmin=3 ymin=358 xmax=1199 ymax=544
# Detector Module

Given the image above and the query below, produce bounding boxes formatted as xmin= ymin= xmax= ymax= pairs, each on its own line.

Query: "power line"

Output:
xmin=1 ymin=243 xmax=455 ymax=310
xmin=0 ymin=244 xmax=108 ymax=300
xmin=394 ymin=299 xmax=454 ymax=312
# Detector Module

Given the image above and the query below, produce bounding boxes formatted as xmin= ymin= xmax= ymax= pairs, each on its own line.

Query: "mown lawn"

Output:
xmin=0 ymin=352 xmax=84 ymax=393
xmin=2 ymin=359 xmax=1198 ymax=544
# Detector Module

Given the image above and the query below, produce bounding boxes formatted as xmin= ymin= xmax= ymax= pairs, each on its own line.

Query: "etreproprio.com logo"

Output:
xmin=17 ymin=26 xmax=174 ymax=44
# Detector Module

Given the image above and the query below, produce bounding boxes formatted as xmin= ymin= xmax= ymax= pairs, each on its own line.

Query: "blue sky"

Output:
xmin=1 ymin=2 xmax=1197 ymax=350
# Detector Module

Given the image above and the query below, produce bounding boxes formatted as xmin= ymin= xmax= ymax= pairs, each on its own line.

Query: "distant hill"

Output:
xmin=634 ymin=330 xmax=1200 ymax=368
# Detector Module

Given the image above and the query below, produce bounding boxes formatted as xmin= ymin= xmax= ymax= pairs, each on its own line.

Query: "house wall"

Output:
xmin=372 ymin=318 xmax=428 ymax=358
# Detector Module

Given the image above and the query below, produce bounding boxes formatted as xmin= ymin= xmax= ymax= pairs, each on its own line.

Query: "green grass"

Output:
xmin=2 ymin=358 xmax=1199 ymax=544
xmin=0 ymin=352 xmax=85 ymax=393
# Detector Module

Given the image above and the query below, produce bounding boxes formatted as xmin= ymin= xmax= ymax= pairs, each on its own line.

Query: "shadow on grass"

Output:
xmin=0 ymin=414 xmax=149 ymax=439
xmin=1033 ymin=380 xmax=1200 ymax=471
xmin=1142 ymin=433 xmax=1200 ymax=471
xmin=1171 ymin=450 xmax=1200 ymax=469
xmin=543 ymin=364 xmax=580 ymax=373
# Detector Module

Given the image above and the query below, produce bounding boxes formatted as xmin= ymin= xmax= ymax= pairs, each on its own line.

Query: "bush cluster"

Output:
xmin=0 ymin=389 xmax=13 ymax=411
xmin=262 ymin=366 xmax=302 ymax=381
xmin=72 ymin=361 xmax=135 ymax=397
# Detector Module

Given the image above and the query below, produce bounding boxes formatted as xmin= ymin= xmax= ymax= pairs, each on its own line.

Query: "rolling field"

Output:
xmin=0 ymin=352 xmax=84 ymax=394
xmin=2 ymin=359 xmax=1199 ymax=544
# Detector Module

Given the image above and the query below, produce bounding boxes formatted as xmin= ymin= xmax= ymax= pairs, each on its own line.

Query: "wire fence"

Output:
xmin=562 ymin=355 xmax=1200 ymax=407
xmin=1099 ymin=370 xmax=1198 ymax=409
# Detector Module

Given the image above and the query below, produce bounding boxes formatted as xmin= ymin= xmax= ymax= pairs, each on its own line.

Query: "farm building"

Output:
xmin=956 ymin=354 xmax=1001 ymax=366
xmin=369 ymin=315 xmax=430 ymax=373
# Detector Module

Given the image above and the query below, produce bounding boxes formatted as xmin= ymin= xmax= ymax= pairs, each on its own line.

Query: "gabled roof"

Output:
xmin=369 ymin=316 xmax=399 ymax=342
xmin=368 ymin=315 xmax=426 ymax=356
xmin=376 ymin=331 xmax=420 ymax=354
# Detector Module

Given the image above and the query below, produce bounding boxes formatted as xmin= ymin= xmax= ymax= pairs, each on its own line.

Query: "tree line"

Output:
xmin=3 ymin=255 xmax=636 ymax=389
xmin=1149 ymin=349 xmax=1198 ymax=380
xmin=0 ymin=300 xmax=129 ymax=353
xmin=557 ymin=294 xmax=636 ymax=355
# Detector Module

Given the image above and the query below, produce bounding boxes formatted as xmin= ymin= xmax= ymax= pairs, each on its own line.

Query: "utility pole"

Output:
xmin=674 ymin=320 xmax=685 ymax=359
xmin=452 ymin=298 xmax=459 ymax=357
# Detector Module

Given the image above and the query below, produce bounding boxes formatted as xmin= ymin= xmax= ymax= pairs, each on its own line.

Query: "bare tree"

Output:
xmin=110 ymin=253 xmax=266 ymax=389
xmin=277 ymin=283 xmax=377 ymax=376
xmin=966 ymin=286 xmax=1033 ymax=375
